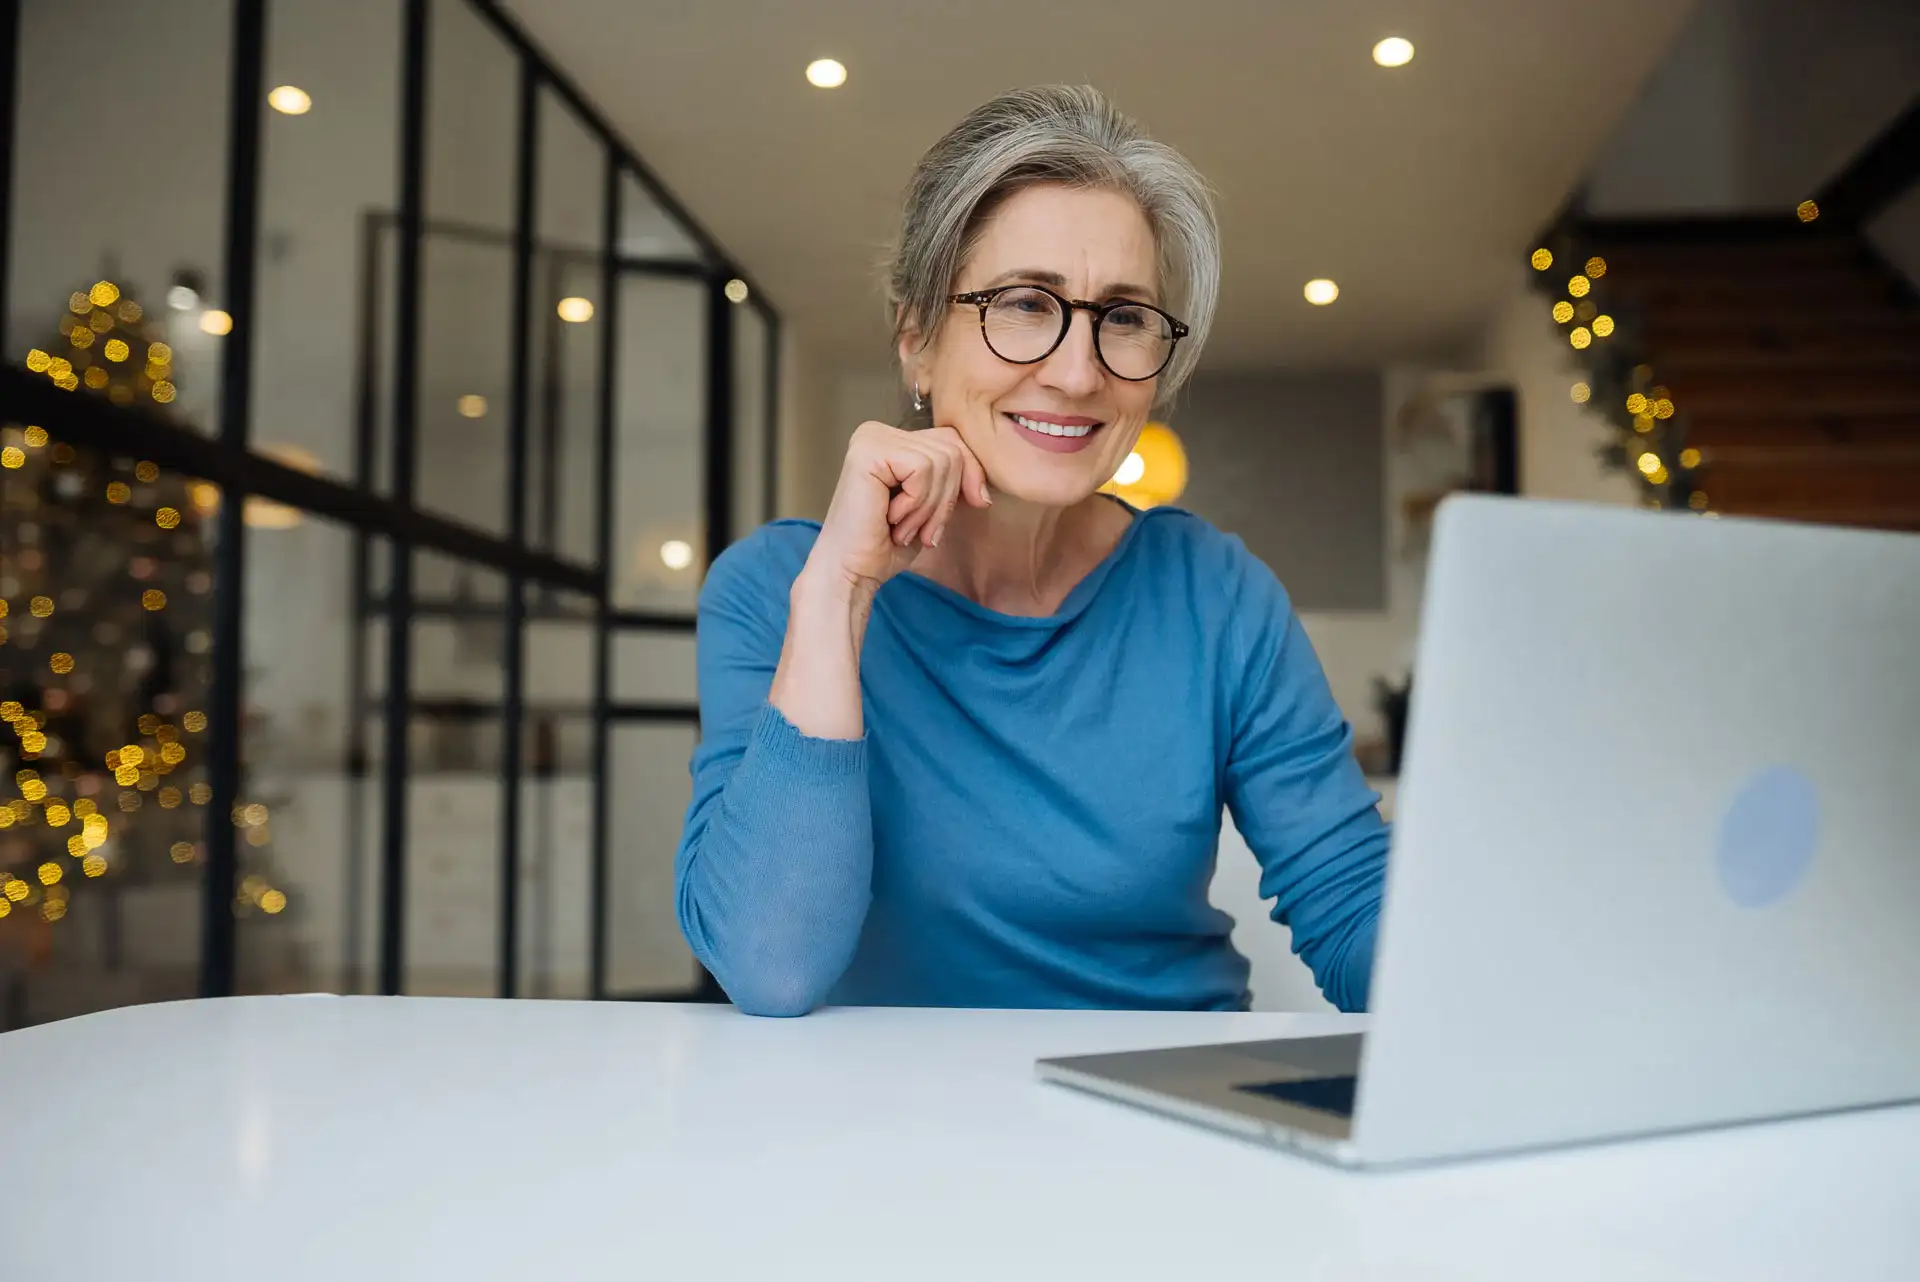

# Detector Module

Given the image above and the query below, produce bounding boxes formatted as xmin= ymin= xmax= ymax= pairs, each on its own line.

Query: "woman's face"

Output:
xmin=902 ymin=184 xmax=1163 ymax=508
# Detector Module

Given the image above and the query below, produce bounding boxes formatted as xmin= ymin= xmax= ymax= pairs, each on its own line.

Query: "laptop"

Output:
xmin=1038 ymin=495 xmax=1920 ymax=1167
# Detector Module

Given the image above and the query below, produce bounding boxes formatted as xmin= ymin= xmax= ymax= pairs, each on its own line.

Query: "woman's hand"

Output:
xmin=806 ymin=421 xmax=991 ymax=594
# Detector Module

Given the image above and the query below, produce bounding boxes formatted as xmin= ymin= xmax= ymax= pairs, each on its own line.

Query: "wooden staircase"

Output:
xmin=1538 ymin=221 xmax=1920 ymax=533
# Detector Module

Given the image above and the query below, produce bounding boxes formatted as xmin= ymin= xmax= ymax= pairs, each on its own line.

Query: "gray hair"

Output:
xmin=888 ymin=85 xmax=1219 ymax=405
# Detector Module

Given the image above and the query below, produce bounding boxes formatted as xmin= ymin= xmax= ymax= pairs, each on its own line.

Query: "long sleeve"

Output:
xmin=1221 ymin=542 xmax=1388 ymax=1012
xmin=673 ymin=529 xmax=875 ymax=1017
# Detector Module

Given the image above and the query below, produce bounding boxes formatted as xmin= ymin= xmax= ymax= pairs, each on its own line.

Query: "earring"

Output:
xmin=912 ymin=381 xmax=925 ymax=413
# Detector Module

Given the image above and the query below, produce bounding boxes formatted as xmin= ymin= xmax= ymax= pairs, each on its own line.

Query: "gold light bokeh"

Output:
xmin=1530 ymin=248 xmax=1552 ymax=270
xmin=1584 ymin=256 xmax=1608 ymax=278
xmin=1570 ymin=382 xmax=1591 ymax=404
xmin=1592 ymin=315 xmax=1615 ymax=338
xmin=1567 ymin=275 xmax=1591 ymax=298
xmin=1551 ymin=301 xmax=1574 ymax=324
xmin=1626 ymin=394 xmax=1648 ymax=415
xmin=1099 ymin=423 xmax=1188 ymax=509
xmin=1679 ymin=448 xmax=1702 ymax=469
xmin=1569 ymin=327 xmax=1592 ymax=349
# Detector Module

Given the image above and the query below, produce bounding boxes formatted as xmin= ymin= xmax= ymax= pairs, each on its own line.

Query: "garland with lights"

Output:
xmin=1525 ymin=240 xmax=1711 ymax=514
xmin=1 ymin=279 xmax=292 ymax=960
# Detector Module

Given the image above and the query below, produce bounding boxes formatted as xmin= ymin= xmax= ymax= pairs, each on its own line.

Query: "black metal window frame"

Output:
xmin=0 ymin=0 xmax=778 ymax=1003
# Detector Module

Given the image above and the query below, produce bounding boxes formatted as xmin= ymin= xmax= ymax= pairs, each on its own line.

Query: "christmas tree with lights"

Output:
xmin=2 ymin=279 xmax=289 ymax=975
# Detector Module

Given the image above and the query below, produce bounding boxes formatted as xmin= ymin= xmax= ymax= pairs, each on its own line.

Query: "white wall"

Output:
xmin=1477 ymin=274 xmax=1639 ymax=507
xmin=1867 ymin=183 xmax=1920 ymax=292
xmin=1588 ymin=0 xmax=1920 ymax=216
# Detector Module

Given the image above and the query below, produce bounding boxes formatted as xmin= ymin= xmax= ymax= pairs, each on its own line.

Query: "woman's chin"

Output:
xmin=986 ymin=471 xmax=1112 ymax=509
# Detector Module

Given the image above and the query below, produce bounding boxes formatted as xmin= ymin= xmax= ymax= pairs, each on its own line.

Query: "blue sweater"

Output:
xmin=674 ymin=507 xmax=1388 ymax=1016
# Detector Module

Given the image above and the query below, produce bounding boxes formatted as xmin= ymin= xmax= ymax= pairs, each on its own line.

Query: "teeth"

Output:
xmin=1012 ymin=414 xmax=1094 ymax=438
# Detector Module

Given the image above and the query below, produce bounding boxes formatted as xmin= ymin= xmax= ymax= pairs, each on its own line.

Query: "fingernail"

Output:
xmin=982 ymin=483 xmax=992 ymax=505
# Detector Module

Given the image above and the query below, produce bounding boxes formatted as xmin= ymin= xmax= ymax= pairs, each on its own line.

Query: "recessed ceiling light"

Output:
xmin=659 ymin=539 xmax=695 ymax=571
xmin=806 ymin=58 xmax=847 ymax=89
xmin=457 ymin=394 xmax=488 ymax=419
xmin=723 ymin=278 xmax=750 ymax=304
xmin=556 ymin=296 xmax=595 ymax=323
xmin=1303 ymin=279 xmax=1340 ymax=306
xmin=199 ymin=309 xmax=234 ymax=335
xmin=268 ymin=85 xmax=312 ymax=114
xmin=1372 ymin=37 xmax=1415 ymax=68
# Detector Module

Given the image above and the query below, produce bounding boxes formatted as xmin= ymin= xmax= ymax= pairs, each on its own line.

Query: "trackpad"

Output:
xmin=1236 ymin=1075 xmax=1358 ymax=1118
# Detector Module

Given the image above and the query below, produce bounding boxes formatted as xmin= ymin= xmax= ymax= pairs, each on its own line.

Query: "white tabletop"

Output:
xmin=3 ymin=997 xmax=1915 ymax=1281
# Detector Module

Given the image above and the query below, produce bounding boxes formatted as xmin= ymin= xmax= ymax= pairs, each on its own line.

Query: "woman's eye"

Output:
xmin=1106 ymin=307 xmax=1149 ymax=330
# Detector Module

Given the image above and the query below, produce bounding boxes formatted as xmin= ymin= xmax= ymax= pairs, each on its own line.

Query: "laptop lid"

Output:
xmin=1353 ymin=496 xmax=1920 ymax=1165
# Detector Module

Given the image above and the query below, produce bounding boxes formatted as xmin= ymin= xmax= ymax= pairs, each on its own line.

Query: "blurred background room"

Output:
xmin=1 ymin=0 xmax=1915 ymax=1024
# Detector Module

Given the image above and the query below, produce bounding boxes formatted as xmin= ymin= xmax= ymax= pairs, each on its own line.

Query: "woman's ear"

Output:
xmin=895 ymin=322 xmax=923 ymax=382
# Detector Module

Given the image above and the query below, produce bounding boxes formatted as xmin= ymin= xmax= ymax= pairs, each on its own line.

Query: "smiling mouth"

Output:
xmin=1007 ymin=412 xmax=1103 ymax=439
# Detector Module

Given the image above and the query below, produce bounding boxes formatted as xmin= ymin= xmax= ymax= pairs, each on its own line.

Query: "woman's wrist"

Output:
xmin=791 ymin=557 xmax=879 ymax=617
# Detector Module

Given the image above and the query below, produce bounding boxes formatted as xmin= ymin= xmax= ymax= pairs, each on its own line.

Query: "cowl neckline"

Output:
xmin=880 ymin=502 xmax=1188 ymax=633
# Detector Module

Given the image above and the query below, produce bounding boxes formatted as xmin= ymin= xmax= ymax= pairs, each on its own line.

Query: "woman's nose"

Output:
xmin=1040 ymin=310 xmax=1105 ymax=393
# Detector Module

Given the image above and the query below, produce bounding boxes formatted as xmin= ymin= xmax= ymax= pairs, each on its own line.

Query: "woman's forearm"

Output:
xmin=767 ymin=566 xmax=876 ymax=741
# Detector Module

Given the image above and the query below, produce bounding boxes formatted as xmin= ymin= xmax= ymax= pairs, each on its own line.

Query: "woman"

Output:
xmin=675 ymin=85 xmax=1387 ymax=1017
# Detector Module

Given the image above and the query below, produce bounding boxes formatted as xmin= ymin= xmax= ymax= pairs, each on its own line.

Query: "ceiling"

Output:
xmin=503 ymin=0 xmax=1696 ymax=371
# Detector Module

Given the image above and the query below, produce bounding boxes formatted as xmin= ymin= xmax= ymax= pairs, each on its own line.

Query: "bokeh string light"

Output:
xmin=1525 ymin=244 xmax=1704 ymax=513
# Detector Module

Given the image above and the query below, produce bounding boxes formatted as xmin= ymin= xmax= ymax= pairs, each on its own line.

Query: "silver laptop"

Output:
xmin=1039 ymin=495 xmax=1920 ymax=1167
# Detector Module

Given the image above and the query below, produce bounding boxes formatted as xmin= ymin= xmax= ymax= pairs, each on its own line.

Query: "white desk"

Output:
xmin=2 ymin=998 xmax=1914 ymax=1280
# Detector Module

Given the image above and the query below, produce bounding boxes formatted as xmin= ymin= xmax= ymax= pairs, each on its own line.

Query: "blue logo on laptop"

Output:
xmin=1715 ymin=765 xmax=1820 ymax=908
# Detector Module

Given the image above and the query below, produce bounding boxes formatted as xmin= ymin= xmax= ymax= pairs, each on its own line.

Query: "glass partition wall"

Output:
xmin=0 ymin=0 xmax=776 ymax=1024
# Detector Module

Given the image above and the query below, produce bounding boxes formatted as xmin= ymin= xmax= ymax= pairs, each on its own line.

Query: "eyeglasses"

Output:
xmin=948 ymin=285 xmax=1188 ymax=382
